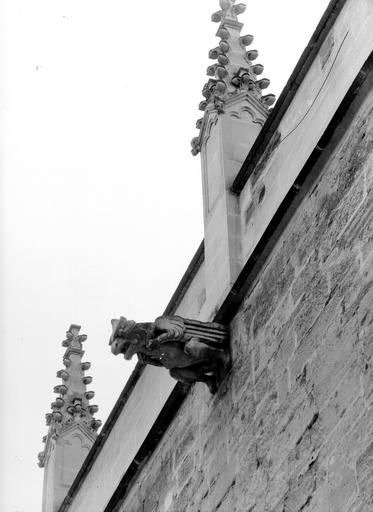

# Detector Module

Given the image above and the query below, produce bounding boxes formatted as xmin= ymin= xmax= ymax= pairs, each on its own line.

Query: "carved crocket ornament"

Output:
xmin=109 ymin=316 xmax=230 ymax=393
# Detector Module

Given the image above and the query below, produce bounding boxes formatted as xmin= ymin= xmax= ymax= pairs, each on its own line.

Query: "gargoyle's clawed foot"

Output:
xmin=206 ymin=375 xmax=218 ymax=394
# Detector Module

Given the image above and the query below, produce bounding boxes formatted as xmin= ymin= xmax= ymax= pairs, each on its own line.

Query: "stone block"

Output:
xmin=177 ymin=454 xmax=194 ymax=488
xmin=291 ymin=253 xmax=321 ymax=303
xmin=318 ymin=397 xmax=365 ymax=465
xmin=277 ymin=368 xmax=289 ymax=405
xmin=318 ymin=364 xmax=361 ymax=438
xmin=263 ymin=457 xmax=288 ymax=508
xmin=215 ymin=484 xmax=236 ymax=511
xmin=269 ymin=330 xmax=296 ymax=379
xmin=174 ymin=425 xmax=196 ymax=468
xmin=203 ymin=457 xmax=237 ymax=512
xmin=299 ymin=480 xmax=329 ymax=512
xmin=356 ymin=443 xmax=373 ymax=506
xmin=322 ymin=178 xmax=365 ymax=258
xmin=207 ymin=443 xmax=228 ymax=484
xmin=292 ymin=273 xmax=329 ymax=345
xmin=349 ymin=502 xmax=373 ymax=512
xmin=170 ymin=477 xmax=193 ymax=512
xmin=250 ymin=255 xmax=296 ymax=340
xmin=327 ymin=462 xmax=357 ymax=512
xmin=254 ymin=367 xmax=273 ymax=405
xmin=288 ymin=287 xmax=343 ymax=386
xmin=307 ymin=316 xmax=359 ymax=410
xmin=282 ymin=461 xmax=319 ymax=512
xmin=255 ymin=294 xmax=296 ymax=378
xmin=231 ymin=354 xmax=254 ymax=402
xmin=268 ymin=387 xmax=318 ymax=470
xmin=286 ymin=413 xmax=323 ymax=479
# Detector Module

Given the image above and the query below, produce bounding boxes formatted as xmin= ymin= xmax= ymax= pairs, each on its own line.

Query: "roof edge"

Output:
xmin=231 ymin=0 xmax=349 ymax=194
xmin=163 ymin=240 xmax=205 ymax=316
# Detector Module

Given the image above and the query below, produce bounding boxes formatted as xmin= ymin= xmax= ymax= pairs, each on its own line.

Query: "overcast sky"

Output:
xmin=0 ymin=1 xmax=330 ymax=510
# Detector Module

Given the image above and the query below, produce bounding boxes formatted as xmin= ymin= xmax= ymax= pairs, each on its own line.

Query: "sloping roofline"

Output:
xmin=58 ymin=1 xmax=350 ymax=509
xmin=231 ymin=0 xmax=348 ymax=193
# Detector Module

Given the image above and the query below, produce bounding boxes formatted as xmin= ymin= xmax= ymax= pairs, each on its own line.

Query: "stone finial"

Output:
xmin=38 ymin=325 xmax=101 ymax=467
xmin=211 ymin=0 xmax=246 ymax=23
xmin=109 ymin=315 xmax=230 ymax=394
xmin=191 ymin=0 xmax=275 ymax=155
xmin=62 ymin=325 xmax=87 ymax=350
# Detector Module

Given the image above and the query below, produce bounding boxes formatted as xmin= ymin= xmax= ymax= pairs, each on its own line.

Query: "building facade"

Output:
xmin=40 ymin=0 xmax=373 ymax=510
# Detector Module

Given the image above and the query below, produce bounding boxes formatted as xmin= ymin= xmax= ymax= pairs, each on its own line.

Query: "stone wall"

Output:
xmin=118 ymin=73 xmax=373 ymax=512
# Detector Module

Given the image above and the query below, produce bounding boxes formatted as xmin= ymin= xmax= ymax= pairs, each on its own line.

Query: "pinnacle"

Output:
xmin=211 ymin=1 xmax=246 ymax=23
xmin=191 ymin=0 xmax=276 ymax=155
xmin=38 ymin=325 xmax=101 ymax=468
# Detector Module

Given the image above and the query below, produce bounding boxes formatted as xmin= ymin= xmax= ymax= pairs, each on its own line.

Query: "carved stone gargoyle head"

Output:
xmin=109 ymin=315 xmax=230 ymax=393
xmin=109 ymin=318 xmax=152 ymax=360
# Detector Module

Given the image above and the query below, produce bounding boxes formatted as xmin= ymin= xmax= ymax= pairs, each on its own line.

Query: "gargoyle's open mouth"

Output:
xmin=110 ymin=337 xmax=135 ymax=360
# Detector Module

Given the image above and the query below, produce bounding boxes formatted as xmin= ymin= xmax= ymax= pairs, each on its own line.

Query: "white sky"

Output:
xmin=0 ymin=1 xmax=330 ymax=510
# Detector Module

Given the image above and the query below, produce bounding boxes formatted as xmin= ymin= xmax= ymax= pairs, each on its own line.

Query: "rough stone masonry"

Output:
xmin=117 ymin=63 xmax=373 ymax=511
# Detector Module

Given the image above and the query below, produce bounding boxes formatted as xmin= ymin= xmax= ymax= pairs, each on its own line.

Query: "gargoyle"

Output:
xmin=109 ymin=315 xmax=230 ymax=393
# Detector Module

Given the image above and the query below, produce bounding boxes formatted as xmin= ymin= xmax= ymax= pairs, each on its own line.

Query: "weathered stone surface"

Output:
xmin=356 ymin=443 xmax=373 ymax=506
xmin=117 ymin=57 xmax=373 ymax=512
